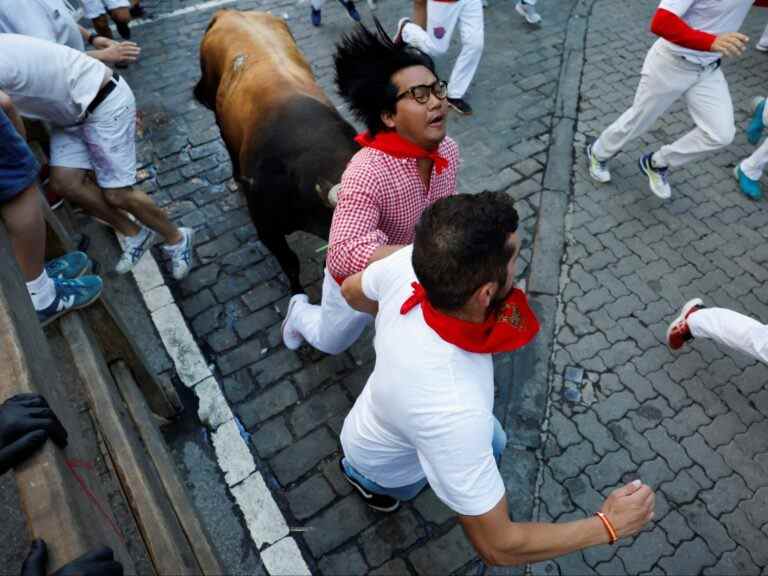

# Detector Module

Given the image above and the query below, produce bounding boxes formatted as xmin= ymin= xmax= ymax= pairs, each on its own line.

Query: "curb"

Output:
xmin=502 ymin=0 xmax=598 ymax=518
xmin=127 ymin=247 xmax=310 ymax=575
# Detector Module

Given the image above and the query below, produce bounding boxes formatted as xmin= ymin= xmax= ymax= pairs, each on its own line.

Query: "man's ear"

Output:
xmin=381 ymin=109 xmax=397 ymax=129
xmin=471 ymin=282 xmax=498 ymax=311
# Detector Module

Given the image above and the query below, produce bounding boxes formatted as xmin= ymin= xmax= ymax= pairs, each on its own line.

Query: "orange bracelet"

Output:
xmin=595 ymin=512 xmax=618 ymax=544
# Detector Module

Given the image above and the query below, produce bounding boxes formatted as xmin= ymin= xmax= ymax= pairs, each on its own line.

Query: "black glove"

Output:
xmin=21 ymin=540 xmax=123 ymax=576
xmin=0 ymin=394 xmax=67 ymax=475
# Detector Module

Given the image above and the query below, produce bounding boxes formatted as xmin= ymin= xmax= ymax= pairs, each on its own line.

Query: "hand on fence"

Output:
xmin=0 ymin=393 xmax=67 ymax=475
xmin=21 ymin=540 xmax=123 ymax=576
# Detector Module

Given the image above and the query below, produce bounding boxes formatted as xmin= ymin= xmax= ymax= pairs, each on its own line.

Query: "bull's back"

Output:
xmin=199 ymin=10 xmax=330 ymax=163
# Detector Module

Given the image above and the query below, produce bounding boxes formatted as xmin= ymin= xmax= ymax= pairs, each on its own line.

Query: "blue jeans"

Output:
xmin=342 ymin=416 xmax=507 ymax=501
xmin=0 ymin=109 xmax=39 ymax=202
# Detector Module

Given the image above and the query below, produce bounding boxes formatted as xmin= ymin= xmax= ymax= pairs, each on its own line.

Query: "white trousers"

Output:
xmin=689 ymin=308 xmax=768 ymax=364
xmin=593 ymin=40 xmax=735 ymax=168
xmin=401 ymin=0 xmax=484 ymax=100
xmin=740 ymin=97 xmax=768 ymax=181
xmin=292 ymin=268 xmax=373 ymax=355
xmin=760 ymin=22 xmax=768 ymax=47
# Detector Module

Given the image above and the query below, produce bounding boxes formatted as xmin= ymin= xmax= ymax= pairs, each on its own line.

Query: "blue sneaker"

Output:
xmin=340 ymin=0 xmax=361 ymax=21
xmin=639 ymin=153 xmax=672 ymax=199
xmin=311 ymin=6 xmax=321 ymax=26
xmin=747 ymin=97 xmax=766 ymax=146
xmin=734 ymin=165 xmax=763 ymax=200
xmin=44 ymin=251 xmax=91 ymax=280
xmin=37 ymin=276 xmax=103 ymax=326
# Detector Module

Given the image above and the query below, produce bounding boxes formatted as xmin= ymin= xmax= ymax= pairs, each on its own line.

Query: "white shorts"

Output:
xmin=82 ymin=0 xmax=130 ymax=18
xmin=50 ymin=76 xmax=137 ymax=189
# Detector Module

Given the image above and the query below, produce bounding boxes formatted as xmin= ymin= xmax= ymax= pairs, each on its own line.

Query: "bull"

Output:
xmin=194 ymin=10 xmax=359 ymax=293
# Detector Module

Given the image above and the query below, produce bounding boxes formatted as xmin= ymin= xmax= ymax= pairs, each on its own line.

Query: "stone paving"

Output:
xmin=116 ymin=0 xmax=768 ymax=573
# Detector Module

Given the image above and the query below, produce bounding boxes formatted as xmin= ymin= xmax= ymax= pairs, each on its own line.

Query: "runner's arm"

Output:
xmin=341 ymin=272 xmax=378 ymax=315
xmin=650 ymin=8 xmax=748 ymax=55
xmin=458 ymin=481 xmax=654 ymax=566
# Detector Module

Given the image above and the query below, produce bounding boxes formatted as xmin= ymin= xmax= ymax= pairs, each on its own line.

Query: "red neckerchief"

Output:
xmin=400 ymin=282 xmax=540 ymax=353
xmin=355 ymin=130 xmax=449 ymax=175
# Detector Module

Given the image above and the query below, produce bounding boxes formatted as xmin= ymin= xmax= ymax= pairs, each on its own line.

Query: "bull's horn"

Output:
xmin=327 ymin=183 xmax=341 ymax=207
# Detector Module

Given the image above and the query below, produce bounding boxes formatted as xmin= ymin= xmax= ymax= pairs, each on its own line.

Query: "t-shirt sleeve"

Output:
xmin=416 ymin=410 xmax=506 ymax=517
xmin=361 ymin=245 xmax=413 ymax=303
xmin=657 ymin=0 xmax=696 ymax=17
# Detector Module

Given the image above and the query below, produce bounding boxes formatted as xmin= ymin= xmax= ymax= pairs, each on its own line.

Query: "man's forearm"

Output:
xmin=495 ymin=517 xmax=608 ymax=566
xmin=367 ymin=245 xmax=404 ymax=266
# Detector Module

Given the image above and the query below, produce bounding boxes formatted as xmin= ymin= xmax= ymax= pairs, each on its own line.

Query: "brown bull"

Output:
xmin=194 ymin=10 xmax=359 ymax=293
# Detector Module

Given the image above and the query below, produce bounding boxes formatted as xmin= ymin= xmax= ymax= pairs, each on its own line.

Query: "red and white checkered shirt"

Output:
xmin=326 ymin=136 xmax=460 ymax=280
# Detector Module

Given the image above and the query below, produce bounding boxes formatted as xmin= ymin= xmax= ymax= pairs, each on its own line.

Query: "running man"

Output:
xmin=587 ymin=0 xmax=751 ymax=199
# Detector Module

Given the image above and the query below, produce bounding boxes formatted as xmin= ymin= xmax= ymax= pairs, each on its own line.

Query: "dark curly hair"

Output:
xmin=413 ymin=192 xmax=520 ymax=311
xmin=334 ymin=19 xmax=436 ymax=135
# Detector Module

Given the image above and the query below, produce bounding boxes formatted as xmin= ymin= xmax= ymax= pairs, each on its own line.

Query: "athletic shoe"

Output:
xmin=163 ymin=227 xmax=195 ymax=280
xmin=281 ymin=294 xmax=309 ymax=350
xmin=45 ymin=251 xmax=91 ymax=280
xmin=447 ymin=97 xmax=473 ymax=115
xmin=115 ymin=227 xmax=154 ymax=274
xmin=129 ymin=4 xmax=146 ymax=17
xmin=394 ymin=17 xmax=411 ymax=45
xmin=515 ymin=1 xmax=542 ymax=24
xmin=757 ymin=43 xmax=768 ymax=52
xmin=734 ymin=165 xmax=763 ymax=200
xmin=666 ymin=298 xmax=704 ymax=351
xmin=116 ymin=20 xmax=131 ymax=40
xmin=586 ymin=143 xmax=611 ymax=183
xmin=341 ymin=0 xmax=361 ymax=21
xmin=311 ymin=6 xmax=321 ymax=26
xmin=747 ymin=96 xmax=766 ymax=145
xmin=339 ymin=460 xmax=400 ymax=513
xmin=639 ymin=153 xmax=671 ymax=199
xmin=367 ymin=0 xmax=376 ymax=10
xmin=37 ymin=276 xmax=103 ymax=327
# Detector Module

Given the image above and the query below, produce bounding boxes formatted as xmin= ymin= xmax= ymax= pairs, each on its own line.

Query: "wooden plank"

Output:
xmin=60 ymin=313 xmax=202 ymax=576
xmin=0 ymin=224 xmax=134 ymax=573
xmin=111 ymin=361 xmax=223 ymax=575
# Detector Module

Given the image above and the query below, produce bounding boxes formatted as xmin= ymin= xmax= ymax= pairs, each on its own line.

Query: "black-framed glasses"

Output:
xmin=395 ymin=80 xmax=448 ymax=104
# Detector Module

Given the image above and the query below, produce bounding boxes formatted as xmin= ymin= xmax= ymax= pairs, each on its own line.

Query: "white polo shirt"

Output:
xmin=340 ymin=246 xmax=506 ymax=517
xmin=0 ymin=34 xmax=108 ymax=126
xmin=657 ymin=0 xmax=753 ymax=64
xmin=0 ymin=0 xmax=84 ymax=51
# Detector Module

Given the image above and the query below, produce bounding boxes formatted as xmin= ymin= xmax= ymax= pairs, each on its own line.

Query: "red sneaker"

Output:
xmin=666 ymin=298 xmax=704 ymax=351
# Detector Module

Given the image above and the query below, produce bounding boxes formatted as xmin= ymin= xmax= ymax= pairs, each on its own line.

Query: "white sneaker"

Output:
xmin=115 ymin=227 xmax=154 ymax=274
xmin=515 ymin=1 xmax=541 ymax=24
xmin=639 ymin=153 xmax=672 ymax=200
xmin=586 ymin=144 xmax=611 ymax=183
xmin=163 ymin=227 xmax=195 ymax=280
xmin=282 ymin=294 xmax=309 ymax=350
xmin=756 ymin=43 xmax=768 ymax=52
xmin=366 ymin=0 xmax=376 ymax=10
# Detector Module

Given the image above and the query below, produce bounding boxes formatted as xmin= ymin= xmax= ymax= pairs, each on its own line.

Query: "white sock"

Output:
xmin=27 ymin=269 xmax=56 ymax=311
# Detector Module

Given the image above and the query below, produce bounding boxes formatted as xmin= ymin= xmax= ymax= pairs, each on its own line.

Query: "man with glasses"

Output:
xmin=281 ymin=22 xmax=459 ymax=355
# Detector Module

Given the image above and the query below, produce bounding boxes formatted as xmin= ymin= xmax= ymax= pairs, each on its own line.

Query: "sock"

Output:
xmin=27 ymin=269 xmax=56 ymax=311
xmin=650 ymin=152 xmax=667 ymax=170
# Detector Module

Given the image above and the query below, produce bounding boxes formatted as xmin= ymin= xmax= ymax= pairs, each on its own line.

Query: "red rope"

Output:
xmin=65 ymin=459 xmax=126 ymax=545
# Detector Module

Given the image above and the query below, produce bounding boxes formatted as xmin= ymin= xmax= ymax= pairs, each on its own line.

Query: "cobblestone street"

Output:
xmin=117 ymin=0 xmax=768 ymax=573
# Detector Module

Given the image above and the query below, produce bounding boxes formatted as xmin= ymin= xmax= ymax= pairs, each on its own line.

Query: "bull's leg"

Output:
xmin=260 ymin=228 xmax=303 ymax=295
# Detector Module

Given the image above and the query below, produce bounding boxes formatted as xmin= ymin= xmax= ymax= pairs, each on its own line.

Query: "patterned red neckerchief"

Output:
xmin=355 ymin=130 xmax=449 ymax=175
xmin=400 ymin=282 xmax=540 ymax=353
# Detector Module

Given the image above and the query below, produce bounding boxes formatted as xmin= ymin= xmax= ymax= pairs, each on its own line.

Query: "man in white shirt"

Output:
xmin=0 ymin=0 xmax=140 ymax=64
xmin=0 ymin=34 xmax=194 ymax=278
xmin=340 ymin=192 xmax=654 ymax=565
xmin=587 ymin=0 xmax=751 ymax=199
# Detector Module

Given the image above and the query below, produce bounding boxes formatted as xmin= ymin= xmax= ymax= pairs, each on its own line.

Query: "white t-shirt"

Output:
xmin=657 ymin=0 xmax=753 ymax=64
xmin=0 ymin=34 xmax=108 ymax=126
xmin=0 ymin=0 xmax=84 ymax=51
xmin=340 ymin=246 xmax=506 ymax=517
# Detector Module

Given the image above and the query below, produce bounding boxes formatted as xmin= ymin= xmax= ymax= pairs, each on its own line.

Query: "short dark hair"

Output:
xmin=413 ymin=192 xmax=520 ymax=311
xmin=334 ymin=19 xmax=436 ymax=135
